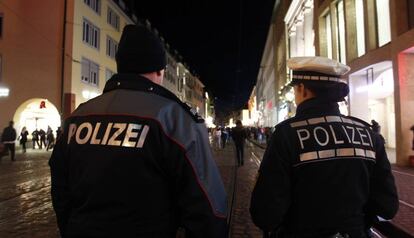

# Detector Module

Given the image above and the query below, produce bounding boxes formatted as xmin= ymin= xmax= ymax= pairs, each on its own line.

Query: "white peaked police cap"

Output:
xmin=287 ymin=56 xmax=351 ymax=101
xmin=288 ymin=56 xmax=350 ymax=76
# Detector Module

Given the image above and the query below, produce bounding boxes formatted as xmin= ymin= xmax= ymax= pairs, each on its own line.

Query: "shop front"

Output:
xmin=349 ymin=61 xmax=396 ymax=163
xmin=396 ymin=48 xmax=414 ymax=166
xmin=13 ymin=98 xmax=61 ymax=139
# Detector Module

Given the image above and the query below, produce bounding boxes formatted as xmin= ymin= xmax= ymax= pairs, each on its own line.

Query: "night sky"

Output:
xmin=129 ymin=0 xmax=275 ymax=118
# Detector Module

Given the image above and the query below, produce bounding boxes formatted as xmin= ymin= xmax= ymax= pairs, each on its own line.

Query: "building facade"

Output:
xmin=0 ymin=0 xmax=66 ymax=135
xmin=256 ymin=24 xmax=278 ymax=127
xmin=247 ymin=86 xmax=259 ymax=126
xmin=314 ymin=0 xmax=414 ymax=165
xmin=0 ymin=0 xmax=205 ymax=138
xmin=255 ymin=0 xmax=414 ymax=165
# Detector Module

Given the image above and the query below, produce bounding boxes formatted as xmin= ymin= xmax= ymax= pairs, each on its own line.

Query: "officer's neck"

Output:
xmin=296 ymin=98 xmax=340 ymax=116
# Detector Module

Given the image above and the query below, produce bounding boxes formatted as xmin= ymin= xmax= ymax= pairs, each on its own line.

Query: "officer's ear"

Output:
xmin=294 ymin=83 xmax=305 ymax=95
xmin=156 ymin=70 xmax=163 ymax=77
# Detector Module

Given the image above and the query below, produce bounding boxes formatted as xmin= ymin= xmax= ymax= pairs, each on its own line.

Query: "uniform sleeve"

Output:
xmin=365 ymin=134 xmax=399 ymax=224
xmin=166 ymin=119 xmax=228 ymax=238
xmin=250 ymin=127 xmax=292 ymax=233
xmin=49 ymin=130 xmax=71 ymax=236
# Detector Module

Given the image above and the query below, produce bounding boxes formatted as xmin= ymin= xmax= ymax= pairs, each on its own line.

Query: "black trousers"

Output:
xmin=33 ymin=139 xmax=40 ymax=149
xmin=235 ymin=143 xmax=244 ymax=166
xmin=21 ymin=140 xmax=27 ymax=152
xmin=39 ymin=139 xmax=46 ymax=149
xmin=5 ymin=143 xmax=15 ymax=161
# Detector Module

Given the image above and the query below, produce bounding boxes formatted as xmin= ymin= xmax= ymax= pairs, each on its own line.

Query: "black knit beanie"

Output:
xmin=116 ymin=24 xmax=166 ymax=74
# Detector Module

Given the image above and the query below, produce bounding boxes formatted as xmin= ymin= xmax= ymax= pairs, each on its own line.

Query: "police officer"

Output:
xmin=250 ymin=57 xmax=398 ymax=238
xmin=49 ymin=25 xmax=227 ymax=237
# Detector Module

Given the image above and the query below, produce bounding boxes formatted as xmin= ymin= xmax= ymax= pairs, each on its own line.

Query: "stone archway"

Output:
xmin=13 ymin=98 xmax=61 ymax=138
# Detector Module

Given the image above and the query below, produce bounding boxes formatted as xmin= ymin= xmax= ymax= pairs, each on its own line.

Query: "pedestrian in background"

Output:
xmin=371 ymin=120 xmax=385 ymax=145
xmin=32 ymin=129 xmax=40 ymax=149
xmin=215 ymin=127 xmax=222 ymax=149
xmin=1 ymin=121 xmax=17 ymax=161
xmin=49 ymin=24 xmax=227 ymax=238
xmin=250 ymin=57 xmax=398 ymax=238
xmin=56 ymin=126 xmax=62 ymax=141
xmin=232 ymin=120 xmax=247 ymax=167
xmin=38 ymin=129 xmax=46 ymax=149
xmin=19 ymin=126 xmax=29 ymax=153
xmin=411 ymin=125 xmax=414 ymax=150
xmin=46 ymin=127 xmax=55 ymax=151
xmin=221 ymin=127 xmax=228 ymax=149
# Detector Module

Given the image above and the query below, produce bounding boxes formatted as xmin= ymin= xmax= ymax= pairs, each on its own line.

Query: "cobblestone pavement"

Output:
xmin=0 ymin=149 xmax=60 ymax=238
xmin=0 ymin=144 xmax=412 ymax=238
xmin=391 ymin=165 xmax=414 ymax=235
xmin=213 ymin=141 xmax=265 ymax=238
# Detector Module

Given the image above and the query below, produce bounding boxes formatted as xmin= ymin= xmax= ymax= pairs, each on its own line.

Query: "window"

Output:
xmin=355 ymin=0 xmax=366 ymax=56
xmin=325 ymin=13 xmax=333 ymax=58
xmin=83 ymin=19 xmax=100 ymax=49
xmin=0 ymin=55 xmax=2 ymax=82
xmin=0 ymin=13 xmax=3 ymax=38
xmin=107 ymin=7 xmax=120 ymax=31
xmin=84 ymin=0 xmax=100 ymax=14
xmin=106 ymin=36 xmax=118 ymax=58
xmin=410 ymin=0 xmax=414 ymax=28
xmin=81 ymin=57 xmax=99 ymax=86
xmin=336 ymin=0 xmax=346 ymax=63
xmin=376 ymin=0 xmax=391 ymax=46
xmin=105 ymin=68 xmax=114 ymax=81
xmin=287 ymin=1 xmax=315 ymax=58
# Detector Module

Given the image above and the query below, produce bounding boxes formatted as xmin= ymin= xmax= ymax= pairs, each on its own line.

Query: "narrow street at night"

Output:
xmin=1 ymin=143 xmax=414 ymax=237
xmin=1 ymin=0 xmax=414 ymax=237
xmin=0 ymin=143 xmax=266 ymax=238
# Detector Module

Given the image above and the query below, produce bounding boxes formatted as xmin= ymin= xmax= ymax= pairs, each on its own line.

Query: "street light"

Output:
xmin=0 ymin=86 xmax=9 ymax=97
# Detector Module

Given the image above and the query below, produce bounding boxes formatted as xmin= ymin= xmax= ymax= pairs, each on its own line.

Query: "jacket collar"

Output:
xmin=295 ymin=98 xmax=341 ymax=117
xmin=104 ymin=73 xmax=181 ymax=103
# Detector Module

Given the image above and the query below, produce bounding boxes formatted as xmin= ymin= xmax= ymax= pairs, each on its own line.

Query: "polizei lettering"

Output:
xmin=295 ymin=123 xmax=373 ymax=150
xmin=67 ymin=122 xmax=150 ymax=148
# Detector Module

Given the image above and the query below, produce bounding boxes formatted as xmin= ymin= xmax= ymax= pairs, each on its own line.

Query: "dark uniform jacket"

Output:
xmin=1 ymin=126 xmax=17 ymax=142
xmin=250 ymin=98 xmax=398 ymax=237
xmin=49 ymin=74 xmax=227 ymax=238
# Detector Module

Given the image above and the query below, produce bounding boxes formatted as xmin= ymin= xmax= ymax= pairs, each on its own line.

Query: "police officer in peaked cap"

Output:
xmin=50 ymin=24 xmax=228 ymax=238
xmin=250 ymin=56 xmax=398 ymax=238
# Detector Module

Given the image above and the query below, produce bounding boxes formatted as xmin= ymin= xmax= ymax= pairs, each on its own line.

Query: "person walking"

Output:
xmin=56 ymin=126 xmax=62 ymax=140
xmin=49 ymin=24 xmax=227 ymax=238
xmin=221 ymin=128 xmax=228 ymax=149
xmin=39 ymin=129 xmax=46 ymax=149
xmin=19 ymin=126 xmax=29 ymax=153
xmin=1 ymin=121 xmax=17 ymax=161
xmin=371 ymin=120 xmax=385 ymax=145
xmin=32 ymin=129 xmax=40 ymax=149
xmin=250 ymin=57 xmax=398 ymax=238
xmin=231 ymin=120 xmax=247 ymax=167
xmin=46 ymin=127 xmax=55 ymax=151
xmin=215 ymin=127 xmax=222 ymax=149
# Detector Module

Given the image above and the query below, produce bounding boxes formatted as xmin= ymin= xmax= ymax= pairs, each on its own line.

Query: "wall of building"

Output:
xmin=396 ymin=50 xmax=414 ymax=166
xmin=314 ymin=0 xmax=414 ymax=165
xmin=0 ymin=0 xmax=64 ymax=130
xmin=69 ymin=0 xmax=133 ymax=109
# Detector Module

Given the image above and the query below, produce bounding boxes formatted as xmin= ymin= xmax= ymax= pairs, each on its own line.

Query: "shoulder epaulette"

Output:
xmin=181 ymin=102 xmax=205 ymax=123
xmin=345 ymin=116 xmax=372 ymax=128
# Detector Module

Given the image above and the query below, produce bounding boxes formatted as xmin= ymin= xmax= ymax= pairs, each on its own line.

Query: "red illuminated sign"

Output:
xmin=40 ymin=100 xmax=46 ymax=109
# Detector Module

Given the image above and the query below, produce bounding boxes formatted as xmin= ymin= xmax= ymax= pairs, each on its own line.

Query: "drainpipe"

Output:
xmin=60 ymin=0 xmax=68 ymax=119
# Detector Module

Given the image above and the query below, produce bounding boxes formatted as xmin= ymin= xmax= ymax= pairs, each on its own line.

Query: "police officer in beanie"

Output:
xmin=49 ymin=24 xmax=227 ymax=238
xmin=250 ymin=57 xmax=398 ymax=238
